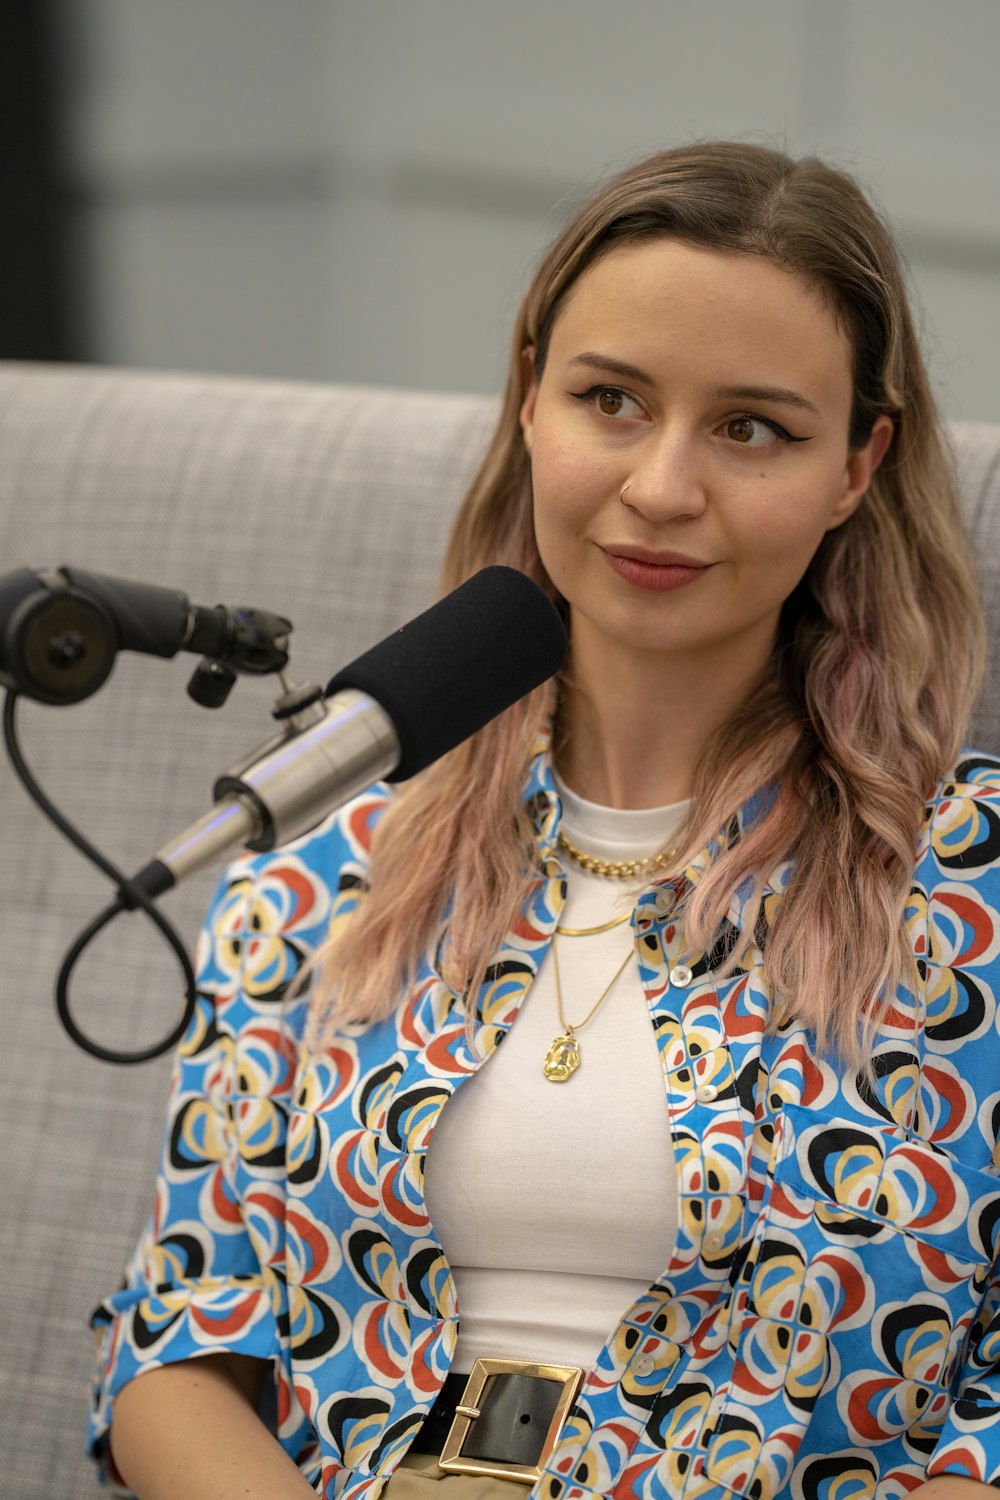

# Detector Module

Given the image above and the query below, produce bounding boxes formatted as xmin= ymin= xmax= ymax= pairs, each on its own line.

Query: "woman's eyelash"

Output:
xmin=570 ymin=384 xmax=811 ymax=444
xmin=733 ymin=415 xmax=811 ymax=444
xmin=570 ymin=384 xmax=638 ymax=415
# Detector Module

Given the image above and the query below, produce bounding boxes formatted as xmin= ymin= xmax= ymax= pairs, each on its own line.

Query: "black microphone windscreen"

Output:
xmin=324 ymin=566 xmax=567 ymax=780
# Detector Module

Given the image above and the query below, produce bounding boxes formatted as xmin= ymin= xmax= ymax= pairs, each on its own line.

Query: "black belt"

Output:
xmin=412 ymin=1358 xmax=584 ymax=1484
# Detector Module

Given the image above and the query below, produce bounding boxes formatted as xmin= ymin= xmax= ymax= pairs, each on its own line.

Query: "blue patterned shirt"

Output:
xmin=89 ymin=735 xmax=1000 ymax=1500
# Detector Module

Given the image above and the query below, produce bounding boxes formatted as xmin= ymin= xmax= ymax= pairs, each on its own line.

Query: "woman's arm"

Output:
xmin=109 ymin=1353 xmax=317 ymax=1500
xmin=911 ymin=1481 xmax=997 ymax=1498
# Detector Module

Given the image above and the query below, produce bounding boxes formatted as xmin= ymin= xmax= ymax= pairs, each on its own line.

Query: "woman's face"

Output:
xmin=519 ymin=238 xmax=894 ymax=678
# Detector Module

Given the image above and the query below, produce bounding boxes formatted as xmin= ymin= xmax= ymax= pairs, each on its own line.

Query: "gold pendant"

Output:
xmin=543 ymin=1032 xmax=580 ymax=1082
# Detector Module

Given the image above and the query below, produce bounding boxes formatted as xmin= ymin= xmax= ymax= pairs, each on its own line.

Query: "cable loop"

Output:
xmin=4 ymin=689 xmax=197 ymax=1064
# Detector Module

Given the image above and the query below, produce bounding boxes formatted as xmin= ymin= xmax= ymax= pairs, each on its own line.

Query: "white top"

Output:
xmin=423 ymin=774 xmax=690 ymax=1373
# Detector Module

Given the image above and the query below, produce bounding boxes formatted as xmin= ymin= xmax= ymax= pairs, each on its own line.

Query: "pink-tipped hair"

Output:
xmin=299 ymin=140 xmax=985 ymax=1073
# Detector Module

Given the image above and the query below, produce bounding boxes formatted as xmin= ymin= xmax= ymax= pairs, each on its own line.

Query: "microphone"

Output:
xmin=0 ymin=564 xmax=291 ymax=706
xmin=126 ymin=567 xmax=566 ymax=905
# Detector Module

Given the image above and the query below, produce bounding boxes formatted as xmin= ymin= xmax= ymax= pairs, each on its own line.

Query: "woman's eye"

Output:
xmin=574 ymin=385 xmax=644 ymax=419
xmin=723 ymin=415 xmax=788 ymax=448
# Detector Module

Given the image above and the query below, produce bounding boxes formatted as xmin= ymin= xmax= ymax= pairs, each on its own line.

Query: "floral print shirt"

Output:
xmin=89 ymin=735 xmax=1000 ymax=1500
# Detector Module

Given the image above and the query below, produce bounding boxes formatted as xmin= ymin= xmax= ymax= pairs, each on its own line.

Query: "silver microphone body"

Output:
xmin=145 ymin=689 xmax=399 ymax=893
xmin=126 ymin=566 xmax=567 ymax=908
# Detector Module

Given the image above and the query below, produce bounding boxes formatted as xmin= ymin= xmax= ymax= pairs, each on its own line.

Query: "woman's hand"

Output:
xmin=110 ymin=1353 xmax=317 ymax=1499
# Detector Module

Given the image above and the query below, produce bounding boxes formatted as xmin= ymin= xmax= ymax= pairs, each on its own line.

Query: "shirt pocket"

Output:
xmin=702 ymin=1101 xmax=1000 ymax=1500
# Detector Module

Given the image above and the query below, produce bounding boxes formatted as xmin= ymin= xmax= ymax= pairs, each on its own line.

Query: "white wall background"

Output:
xmin=60 ymin=0 xmax=1000 ymax=421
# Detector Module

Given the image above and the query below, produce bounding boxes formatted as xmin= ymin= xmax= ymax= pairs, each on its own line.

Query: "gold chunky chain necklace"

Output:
xmin=557 ymin=829 xmax=677 ymax=882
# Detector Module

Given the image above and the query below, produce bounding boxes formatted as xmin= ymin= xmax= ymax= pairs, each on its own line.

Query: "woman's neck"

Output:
xmin=555 ymin=624 xmax=771 ymax=810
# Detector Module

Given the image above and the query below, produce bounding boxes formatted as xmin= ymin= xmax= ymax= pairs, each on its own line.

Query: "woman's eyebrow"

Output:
xmin=713 ymin=383 xmax=822 ymax=419
xmin=569 ymin=352 xmax=656 ymax=385
xmin=568 ymin=352 xmax=822 ymax=419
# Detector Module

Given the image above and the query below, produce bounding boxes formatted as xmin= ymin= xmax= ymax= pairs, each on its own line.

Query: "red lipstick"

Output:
xmin=602 ymin=545 xmax=714 ymax=592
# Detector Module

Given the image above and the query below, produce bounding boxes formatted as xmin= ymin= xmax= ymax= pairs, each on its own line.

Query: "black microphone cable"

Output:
xmin=4 ymin=689 xmax=197 ymax=1064
xmin=4 ymin=565 xmax=567 ymax=1065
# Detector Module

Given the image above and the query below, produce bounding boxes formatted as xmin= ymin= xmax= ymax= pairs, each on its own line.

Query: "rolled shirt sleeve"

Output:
xmin=86 ymin=851 xmax=325 ymax=1487
xmin=927 ymin=1260 xmax=1000 ymax=1486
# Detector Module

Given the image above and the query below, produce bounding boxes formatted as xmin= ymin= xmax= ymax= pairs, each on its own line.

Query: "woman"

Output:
xmin=91 ymin=141 xmax=1000 ymax=1500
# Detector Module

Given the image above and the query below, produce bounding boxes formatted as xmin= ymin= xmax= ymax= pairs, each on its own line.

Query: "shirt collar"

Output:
xmin=520 ymin=721 xmax=788 ymax=939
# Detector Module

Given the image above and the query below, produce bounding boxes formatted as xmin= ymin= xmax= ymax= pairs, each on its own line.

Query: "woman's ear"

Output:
xmin=519 ymin=346 xmax=537 ymax=454
xmin=828 ymin=413 xmax=896 ymax=529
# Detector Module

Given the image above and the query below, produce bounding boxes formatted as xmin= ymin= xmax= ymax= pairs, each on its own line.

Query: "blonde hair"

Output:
xmin=300 ymin=140 xmax=985 ymax=1068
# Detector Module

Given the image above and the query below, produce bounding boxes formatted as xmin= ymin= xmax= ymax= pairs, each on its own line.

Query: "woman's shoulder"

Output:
xmin=934 ymin=747 xmax=1000 ymax=793
xmin=197 ymin=781 xmax=396 ymax=940
xmin=925 ymin=747 xmax=1000 ymax=818
xmin=230 ymin=781 xmax=395 ymax=886
xmin=191 ymin=782 xmax=397 ymax=1031
xmin=919 ymin=747 xmax=1000 ymax=890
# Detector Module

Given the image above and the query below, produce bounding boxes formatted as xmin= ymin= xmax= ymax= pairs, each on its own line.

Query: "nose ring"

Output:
xmin=619 ymin=482 xmax=632 ymax=505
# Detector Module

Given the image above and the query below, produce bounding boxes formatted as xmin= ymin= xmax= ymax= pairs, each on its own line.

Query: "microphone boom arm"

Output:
xmin=0 ymin=565 xmax=292 ymax=706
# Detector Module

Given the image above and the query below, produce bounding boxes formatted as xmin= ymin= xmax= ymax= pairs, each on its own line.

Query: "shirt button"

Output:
xmin=633 ymin=1354 xmax=655 ymax=1376
xmin=670 ymin=964 xmax=694 ymax=988
xmin=695 ymin=1083 xmax=719 ymax=1103
xmin=704 ymin=1230 xmax=726 ymax=1253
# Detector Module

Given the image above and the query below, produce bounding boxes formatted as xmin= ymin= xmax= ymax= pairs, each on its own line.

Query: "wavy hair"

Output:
xmin=300 ymin=139 xmax=985 ymax=1067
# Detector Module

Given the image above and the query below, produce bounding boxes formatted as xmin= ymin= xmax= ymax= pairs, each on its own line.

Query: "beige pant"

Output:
xmin=382 ymin=1450 xmax=533 ymax=1499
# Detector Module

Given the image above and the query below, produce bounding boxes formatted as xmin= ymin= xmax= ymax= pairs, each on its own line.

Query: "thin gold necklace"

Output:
xmin=557 ymin=909 xmax=631 ymax=936
xmin=542 ymin=935 xmax=633 ymax=1083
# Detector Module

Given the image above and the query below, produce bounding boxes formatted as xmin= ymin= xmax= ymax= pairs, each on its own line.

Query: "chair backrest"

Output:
xmin=0 ymin=360 xmax=997 ymax=1497
xmin=0 ymin=363 xmax=496 ymax=1497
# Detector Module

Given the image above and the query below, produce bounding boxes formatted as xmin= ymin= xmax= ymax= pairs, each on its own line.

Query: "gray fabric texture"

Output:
xmin=0 ymin=361 xmax=996 ymax=1497
xmin=0 ymin=363 xmax=496 ymax=1498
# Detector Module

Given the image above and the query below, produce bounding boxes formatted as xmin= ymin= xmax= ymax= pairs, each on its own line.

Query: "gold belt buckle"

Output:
xmin=438 ymin=1357 xmax=583 ymax=1484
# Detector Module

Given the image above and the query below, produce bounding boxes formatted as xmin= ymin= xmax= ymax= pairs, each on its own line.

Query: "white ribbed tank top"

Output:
xmin=423 ymin=775 xmax=689 ymax=1373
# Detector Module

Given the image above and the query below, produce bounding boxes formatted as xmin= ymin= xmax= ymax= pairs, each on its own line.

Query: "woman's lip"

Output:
xmin=603 ymin=550 xmax=715 ymax=592
xmin=603 ymin=546 xmax=711 ymax=567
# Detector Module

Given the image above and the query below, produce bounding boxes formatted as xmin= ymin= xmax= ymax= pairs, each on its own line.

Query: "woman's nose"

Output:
xmin=619 ymin=428 xmax=708 ymax=521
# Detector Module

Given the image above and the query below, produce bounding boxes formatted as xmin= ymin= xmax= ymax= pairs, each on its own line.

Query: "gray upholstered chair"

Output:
xmin=0 ymin=361 xmax=997 ymax=1497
